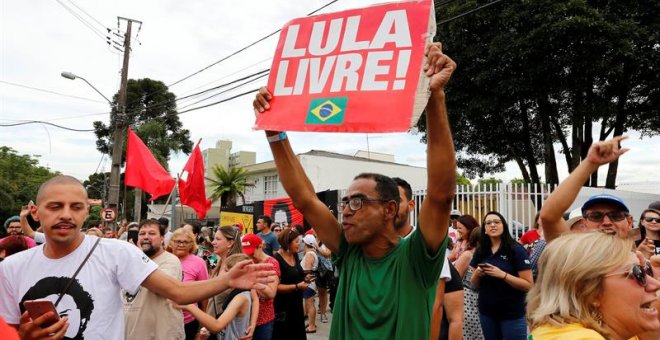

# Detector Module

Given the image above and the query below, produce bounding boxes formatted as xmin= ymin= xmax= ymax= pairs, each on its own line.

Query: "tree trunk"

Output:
xmin=538 ymin=98 xmax=559 ymax=185
xmin=134 ymin=189 xmax=142 ymax=222
xmin=570 ymin=90 xmax=584 ymax=173
xmin=551 ymin=114 xmax=572 ymax=172
xmin=605 ymin=88 xmax=629 ymax=189
xmin=519 ymin=101 xmax=541 ymax=183
xmin=512 ymin=153 xmax=532 ymax=183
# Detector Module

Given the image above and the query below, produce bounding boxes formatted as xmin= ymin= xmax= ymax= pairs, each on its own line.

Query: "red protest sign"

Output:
xmin=254 ymin=0 xmax=435 ymax=133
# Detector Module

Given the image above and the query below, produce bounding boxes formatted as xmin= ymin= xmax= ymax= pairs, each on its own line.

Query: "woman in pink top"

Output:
xmin=167 ymin=228 xmax=209 ymax=340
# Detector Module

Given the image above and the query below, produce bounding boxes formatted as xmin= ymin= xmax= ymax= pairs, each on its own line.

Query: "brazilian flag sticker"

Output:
xmin=305 ymin=97 xmax=348 ymax=125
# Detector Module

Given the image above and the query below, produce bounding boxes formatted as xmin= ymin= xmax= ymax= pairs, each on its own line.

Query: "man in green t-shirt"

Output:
xmin=252 ymin=42 xmax=457 ymax=340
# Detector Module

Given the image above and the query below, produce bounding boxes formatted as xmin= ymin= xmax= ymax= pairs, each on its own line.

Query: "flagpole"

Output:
xmin=171 ymin=174 xmax=180 ymax=228
xmin=160 ymin=183 xmax=176 ymax=218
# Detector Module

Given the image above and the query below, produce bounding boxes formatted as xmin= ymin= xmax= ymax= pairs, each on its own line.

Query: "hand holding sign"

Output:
xmin=424 ymin=43 xmax=457 ymax=92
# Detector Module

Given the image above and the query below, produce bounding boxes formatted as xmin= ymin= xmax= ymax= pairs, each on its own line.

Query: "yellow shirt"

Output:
xmin=530 ymin=324 xmax=641 ymax=340
xmin=530 ymin=323 xmax=605 ymax=340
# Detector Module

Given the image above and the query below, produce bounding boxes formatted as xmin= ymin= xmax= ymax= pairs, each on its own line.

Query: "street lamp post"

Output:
xmin=60 ymin=72 xmax=113 ymax=105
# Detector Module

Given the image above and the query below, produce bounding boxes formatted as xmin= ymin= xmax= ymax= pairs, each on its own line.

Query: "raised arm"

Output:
xmin=540 ymin=136 xmax=628 ymax=243
xmin=417 ymin=43 xmax=457 ymax=253
xmin=20 ymin=203 xmax=36 ymax=239
xmin=253 ymin=89 xmax=341 ymax=253
xmin=142 ymin=260 xmax=275 ymax=305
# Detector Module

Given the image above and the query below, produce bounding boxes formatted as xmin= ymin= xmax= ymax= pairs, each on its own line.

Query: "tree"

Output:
xmin=83 ymin=172 xmax=108 ymax=200
xmin=93 ymin=78 xmax=193 ymax=220
xmin=207 ymin=165 xmax=255 ymax=208
xmin=418 ymin=0 xmax=659 ymax=188
xmin=0 ymin=147 xmax=59 ymax=223
xmin=93 ymin=78 xmax=193 ymax=165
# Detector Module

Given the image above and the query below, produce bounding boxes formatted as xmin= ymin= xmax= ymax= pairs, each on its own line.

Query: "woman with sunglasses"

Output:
xmin=528 ymin=232 xmax=660 ymax=339
xmin=470 ymin=211 xmax=533 ymax=340
xmin=167 ymin=228 xmax=210 ymax=340
xmin=205 ymin=226 xmax=259 ymax=339
xmin=636 ymin=209 xmax=660 ymax=259
xmin=272 ymin=227 xmax=308 ymax=340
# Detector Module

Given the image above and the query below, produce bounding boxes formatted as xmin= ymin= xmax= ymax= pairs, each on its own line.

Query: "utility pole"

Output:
xmin=107 ymin=17 xmax=142 ymax=229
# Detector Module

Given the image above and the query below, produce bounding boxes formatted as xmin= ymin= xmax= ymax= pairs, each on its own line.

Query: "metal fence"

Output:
xmin=410 ymin=183 xmax=555 ymax=239
xmin=339 ymin=183 xmax=555 ymax=239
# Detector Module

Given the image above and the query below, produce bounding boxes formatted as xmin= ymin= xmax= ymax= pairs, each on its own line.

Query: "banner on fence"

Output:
xmin=254 ymin=0 xmax=435 ymax=132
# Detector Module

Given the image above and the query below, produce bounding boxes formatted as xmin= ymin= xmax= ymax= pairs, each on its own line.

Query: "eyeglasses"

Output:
xmin=172 ymin=240 xmax=191 ymax=246
xmin=484 ymin=219 xmax=502 ymax=225
xmin=605 ymin=262 xmax=654 ymax=287
xmin=643 ymin=217 xmax=660 ymax=223
xmin=583 ymin=211 xmax=628 ymax=222
xmin=338 ymin=197 xmax=389 ymax=212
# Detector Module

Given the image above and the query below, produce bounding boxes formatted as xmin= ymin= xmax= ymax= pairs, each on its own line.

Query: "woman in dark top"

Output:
xmin=272 ymin=227 xmax=308 ymax=340
xmin=470 ymin=211 xmax=533 ymax=340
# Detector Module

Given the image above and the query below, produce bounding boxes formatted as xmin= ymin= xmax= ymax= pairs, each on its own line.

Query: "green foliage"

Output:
xmin=457 ymin=172 xmax=471 ymax=186
xmin=83 ymin=172 xmax=108 ymax=200
xmin=418 ymin=0 xmax=659 ymax=186
xmin=475 ymin=177 xmax=503 ymax=190
xmin=87 ymin=205 xmax=103 ymax=225
xmin=93 ymin=78 xmax=193 ymax=166
xmin=207 ymin=165 xmax=255 ymax=208
xmin=0 ymin=147 xmax=59 ymax=223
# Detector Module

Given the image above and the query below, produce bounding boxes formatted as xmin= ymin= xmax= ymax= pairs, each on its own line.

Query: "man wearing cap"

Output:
xmin=540 ymin=136 xmax=632 ymax=243
xmin=252 ymin=43 xmax=456 ymax=339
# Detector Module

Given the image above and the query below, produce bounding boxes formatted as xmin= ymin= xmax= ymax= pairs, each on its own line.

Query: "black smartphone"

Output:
xmin=477 ymin=263 xmax=490 ymax=269
xmin=128 ymin=230 xmax=139 ymax=244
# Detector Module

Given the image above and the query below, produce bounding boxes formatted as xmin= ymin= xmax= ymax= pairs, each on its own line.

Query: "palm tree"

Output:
xmin=207 ymin=165 xmax=255 ymax=207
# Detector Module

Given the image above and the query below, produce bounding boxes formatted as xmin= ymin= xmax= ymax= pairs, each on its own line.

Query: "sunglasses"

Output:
xmin=605 ymin=262 xmax=654 ymax=287
xmin=583 ymin=211 xmax=628 ymax=222
xmin=643 ymin=217 xmax=660 ymax=223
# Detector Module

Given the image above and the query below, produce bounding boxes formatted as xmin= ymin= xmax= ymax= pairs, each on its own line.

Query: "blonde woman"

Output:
xmin=528 ymin=232 xmax=660 ymax=339
xmin=167 ymin=228 xmax=209 ymax=340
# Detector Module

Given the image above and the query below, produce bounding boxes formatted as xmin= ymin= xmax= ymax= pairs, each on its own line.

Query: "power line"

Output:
xmin=54 ymin=0 xmax=108 ymax=43
xmin=178 ymin=88 xmax=259 ymax=115
xmin=176 ymin=69 xmax=270 ymax=102
xmin=166 ymin=0 xmax=339 ymax=88
xmin=64 ymin=0 xmax=108 ymax=30
xmin=178 ymin=72 xmax=269 ymax=111
xmin=438 ymin=0 xmax=506 ymax=25
xmin=0 ymin=120 xmax=94 ymax=132
xmin=0 ymin=80 xmax=109 ymax=104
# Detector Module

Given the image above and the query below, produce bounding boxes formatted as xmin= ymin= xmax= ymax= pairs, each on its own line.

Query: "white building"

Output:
xmin=243 ymin=149 xmax=428 ymax=203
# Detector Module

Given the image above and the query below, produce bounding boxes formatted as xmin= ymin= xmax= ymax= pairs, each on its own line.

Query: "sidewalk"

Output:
xmin=306 ymin=312 xmax=332 ymax=340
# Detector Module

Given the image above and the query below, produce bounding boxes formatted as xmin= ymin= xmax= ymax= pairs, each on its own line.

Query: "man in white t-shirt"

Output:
xmin=0 ymin=175 xmax=275 ymax=340
xmin=123 ymin=218 xmax=184 ymax=340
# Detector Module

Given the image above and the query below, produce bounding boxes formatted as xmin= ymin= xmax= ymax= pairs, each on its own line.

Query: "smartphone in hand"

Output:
xmin=477 ymin=263 xmax=490 ymax=269
xmin=23 ymin=300 xmax=60 ymax=327
xmin=127 ymin=230 xmax=139 ymax=244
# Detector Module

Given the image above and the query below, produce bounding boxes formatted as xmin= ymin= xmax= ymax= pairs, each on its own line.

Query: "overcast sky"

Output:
xmin=2 ymin=0 xmax=658 ymax=192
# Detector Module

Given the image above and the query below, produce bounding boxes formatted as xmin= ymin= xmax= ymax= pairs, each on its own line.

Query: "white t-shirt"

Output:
xmin=403 ymin=225 xmax=451 ymax=281
xmin=0 ymin=235 xmax=158 ymax=339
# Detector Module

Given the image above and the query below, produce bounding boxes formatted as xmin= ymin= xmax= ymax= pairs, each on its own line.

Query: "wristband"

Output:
xmin=503 ymin=273 xmax=508 ymax=280
xmin=295 ymin=283 xmax=299 ymax=291
xmin=267 ymin=132 xmax=287 ymax=143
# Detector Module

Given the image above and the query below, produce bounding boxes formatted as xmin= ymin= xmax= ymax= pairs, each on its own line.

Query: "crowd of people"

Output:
xmin=1 ymin=42 xmax=660 ymax=340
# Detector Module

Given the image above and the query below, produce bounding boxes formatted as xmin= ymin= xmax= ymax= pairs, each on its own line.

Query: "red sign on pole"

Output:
xmin=254 ymin=0 xmax=435 ymax=133
xmin=100 ymin=208 xmax=117 ymax=222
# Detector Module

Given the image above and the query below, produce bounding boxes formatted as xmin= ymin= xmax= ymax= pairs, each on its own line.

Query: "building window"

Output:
xmin=264 ymin=175 xmax=278 ymax=199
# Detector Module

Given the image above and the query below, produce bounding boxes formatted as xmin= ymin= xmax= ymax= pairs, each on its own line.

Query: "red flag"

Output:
xmin=125 ymin=127 xmax=175 ymax=201
xmin=178 ymin=143 xmax=211 ymax=220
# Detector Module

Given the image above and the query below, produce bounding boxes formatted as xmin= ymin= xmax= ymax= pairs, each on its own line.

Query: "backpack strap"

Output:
xmin=54 ymin=237 xmax=101 ymax=307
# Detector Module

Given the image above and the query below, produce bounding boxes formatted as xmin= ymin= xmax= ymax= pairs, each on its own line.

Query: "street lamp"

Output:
xmin=61 ymin=71 xmax=122 ymax=227
xmin=60 ymin=72 xmax=113 ymax=105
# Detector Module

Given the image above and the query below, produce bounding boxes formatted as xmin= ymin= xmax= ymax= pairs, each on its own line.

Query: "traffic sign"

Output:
xmin=100 ymin=208 xmax=117 ymax=222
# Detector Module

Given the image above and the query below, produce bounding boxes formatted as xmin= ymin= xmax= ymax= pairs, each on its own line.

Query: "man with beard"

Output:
xmin=0 ymin=175 xmax=276 ymax=340
xmin=392 ymin=177 xmax=462 ymax=340
xmin=2 ymin=216 xmax=36 ymax=249
xmin=122 ymin=219 xmax=184 ymax=340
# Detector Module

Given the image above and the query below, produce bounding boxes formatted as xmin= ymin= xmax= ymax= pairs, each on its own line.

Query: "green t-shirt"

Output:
xmin=329 ymin=228 xmax=447 ymax=340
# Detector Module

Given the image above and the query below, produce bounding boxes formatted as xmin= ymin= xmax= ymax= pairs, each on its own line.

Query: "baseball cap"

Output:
xmin=565 ymin=208 xmax=584 ymax=229
xmin=241 ymin=234 xmax=263 ymax=256
xmin=303 ymin=234 xmax=317 ymax=248
xmin=233 ymin=222 xmax=245 ymax=233
xmin=450 ymin=209 xmax=461 ymax=218
xmin=649 ymin=201 xmax=660 ymax=211
xmin=581 ymin=193 xmax=629 ymax=213
xmin=305 ymin=229 xmax=315 ymax=236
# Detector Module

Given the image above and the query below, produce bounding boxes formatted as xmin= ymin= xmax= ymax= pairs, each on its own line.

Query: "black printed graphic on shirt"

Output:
xmin=20 ymin=276 xmax=94 ymax=340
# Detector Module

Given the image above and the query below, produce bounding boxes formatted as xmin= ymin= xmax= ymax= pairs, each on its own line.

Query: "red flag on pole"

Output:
xmin=125 ymin=127 xmax=175 ymax=201
xmin=178 ymin=143 xmax=211 ymax=220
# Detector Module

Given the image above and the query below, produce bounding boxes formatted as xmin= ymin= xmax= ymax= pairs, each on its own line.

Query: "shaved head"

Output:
xmin=36 ymin=175 xmax=87 ymax=204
